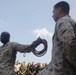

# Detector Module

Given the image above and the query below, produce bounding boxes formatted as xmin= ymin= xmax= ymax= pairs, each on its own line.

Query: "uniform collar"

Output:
xmin=2 ymin=41 xmax=10 ymax=47
xmin=57 ymin=15 xmax=70 ymax=23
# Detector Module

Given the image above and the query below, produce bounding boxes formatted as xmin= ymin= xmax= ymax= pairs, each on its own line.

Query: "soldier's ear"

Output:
xmin=58 ymin=7 xmax=63 ymax=14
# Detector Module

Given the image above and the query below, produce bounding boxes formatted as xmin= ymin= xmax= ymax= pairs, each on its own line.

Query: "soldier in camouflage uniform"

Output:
xmin=19 ymin=63 xmax=27 ymax=75
xmin=37 ymin=1 xmax=76 ymax=75
xmin=0 ymin=31 xmax=39 ymax=75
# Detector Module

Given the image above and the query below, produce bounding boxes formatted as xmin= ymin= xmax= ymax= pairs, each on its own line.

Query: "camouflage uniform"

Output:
xmin=0 ymin=42 xmax=32 ymax=75
xmin=19 ymin=65 xmax=27 ymax=75
xmin=37 ymin=15 xmax=76 ymax=75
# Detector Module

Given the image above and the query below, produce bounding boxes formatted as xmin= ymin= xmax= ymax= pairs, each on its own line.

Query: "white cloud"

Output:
xmin=33 ymin=28 xmax=53 ymax=38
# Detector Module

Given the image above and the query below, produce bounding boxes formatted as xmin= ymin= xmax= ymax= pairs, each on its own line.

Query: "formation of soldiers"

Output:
xmin=14 ymin=61 xmax=48 ymax=75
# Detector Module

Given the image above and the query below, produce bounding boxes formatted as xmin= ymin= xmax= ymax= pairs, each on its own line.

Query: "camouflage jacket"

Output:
xmin=0 ymin=42 xmax=31 ymax=75
xmin=37 ymin=15 xmax=76 ymax=75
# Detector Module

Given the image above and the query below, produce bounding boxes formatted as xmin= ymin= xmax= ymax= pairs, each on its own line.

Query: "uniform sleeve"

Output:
xmin=12 ymin=42 xmax=33 ymax=53
xmin=57 ymin=20 xmax=76 ymax=69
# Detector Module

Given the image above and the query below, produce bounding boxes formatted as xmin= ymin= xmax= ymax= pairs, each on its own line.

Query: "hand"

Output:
xmin=31 ymin=37 xmax=42 ymax=48
xmin=27 ymin=37 xmax=42 ymax=53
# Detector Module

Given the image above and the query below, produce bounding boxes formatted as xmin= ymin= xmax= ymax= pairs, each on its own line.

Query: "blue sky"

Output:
xmin=0 ymin=0 xmax=76 ymax=64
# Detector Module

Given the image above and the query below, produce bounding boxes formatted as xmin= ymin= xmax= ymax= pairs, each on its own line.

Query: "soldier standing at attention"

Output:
xmin=37 ymin=1 xmax=76 ymax=75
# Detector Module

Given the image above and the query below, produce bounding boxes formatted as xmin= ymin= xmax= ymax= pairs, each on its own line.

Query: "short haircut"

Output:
xmin=1 ymin=31 xmax=10 ymax=38
xmin=54 ymin=1 xmax=70 ymax=14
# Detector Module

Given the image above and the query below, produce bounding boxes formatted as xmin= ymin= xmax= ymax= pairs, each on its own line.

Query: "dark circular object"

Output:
xmin=32 ymin=38 xmax=48 ymax=57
